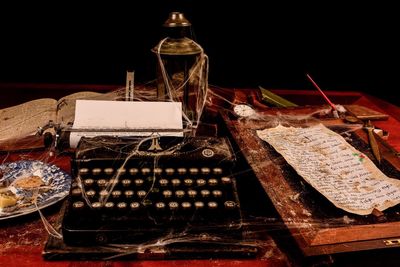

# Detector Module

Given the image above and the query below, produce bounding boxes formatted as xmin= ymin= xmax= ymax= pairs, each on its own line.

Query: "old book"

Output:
xmin=0 ymin=90 xmax=120 ymax=149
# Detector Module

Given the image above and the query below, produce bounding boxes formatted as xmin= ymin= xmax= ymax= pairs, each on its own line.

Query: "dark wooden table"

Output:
xmin=1 ymin=83 xmax=400 ymax=266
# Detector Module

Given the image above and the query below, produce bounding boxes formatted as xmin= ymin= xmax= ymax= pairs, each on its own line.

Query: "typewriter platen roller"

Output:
xmin=62 ymin=136 xmax=243 ymax=246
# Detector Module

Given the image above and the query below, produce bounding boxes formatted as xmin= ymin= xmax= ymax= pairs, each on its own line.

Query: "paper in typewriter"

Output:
xmin=257 ymin=124 xmax=400 ymax=215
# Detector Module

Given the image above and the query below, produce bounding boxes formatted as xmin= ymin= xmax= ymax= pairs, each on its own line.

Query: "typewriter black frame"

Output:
xmin=50 ymin=136 xmax=266 ymax=259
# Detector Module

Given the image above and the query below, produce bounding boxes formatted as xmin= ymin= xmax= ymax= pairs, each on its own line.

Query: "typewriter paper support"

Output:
xmin=68 ymin=100 xmax=184 ymax=148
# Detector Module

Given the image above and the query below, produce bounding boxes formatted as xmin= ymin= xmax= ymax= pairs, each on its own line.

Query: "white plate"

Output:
xmin=0 ymin=160 xmax=71 ymax=220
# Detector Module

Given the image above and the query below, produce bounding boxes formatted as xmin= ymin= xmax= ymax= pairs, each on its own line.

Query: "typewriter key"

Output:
xmin=207 ymin=201 xmax=218 ymax=209
xmin=130 ymin=202 xmax=140 ymax=210
xmin=165 ymin=168 xmax=175 ymax=175
xmin=71 ymin=181 xmax=78 ymax=188
xmin=78 ymin=168 xmax=89 ymax=175
xmin=97 ymin=179 xmax=107 ymax=187
xmin=208 ymin=178 xmax=218 ymax=186
xmin=200 ymin=189 xmax=210 ymax=198
xmin=104 ymin=168 xmax=114 ymax=175
xmin=72 ymin=201 xmax=85 ymax=209
xmin=221 ymin=177 xmax=232 ymax=185
xmin=141 ymin=168 xmax=151 ymax=175
xmin=71 ymin=188 xmax=82 ymax=197
xmin=163 ymin=190 xmax=173 ymax=198
xmin=171 ymin=179 xmax=181 ymax=187
xmin=224 ymin=201 xmax=237 ymax=209
xmin=153 ymin=168 xmax=163 ymax=175
xmin=91 ymin=202 xmax=102 ymax=209
xmin=177 ymin=168 xmax=187 ymax=175
xmin=184 ymin=178 xmax=193 ymax=187
xmin=159 ymin=179 xmax=169 ymax=187
xmin=155 ymin=202 xmax=166 ymax=210
xmin=86 ymin=189 xmax=96 ymax=198
xmin=168 ymin=201 xmax=179 ymax=210
xmin=188 ymin=190 xmax=197 ymax=198
xmin=129 ymin=168 xmax=139 ymax=175
xmin=175 ymin=190 xmax=185 ymax=198
xmin=104 ymin=202 xmax=115 ymax=209
xmin=117 ymin=168 xmax=126 ymax=175
xmin=194 ymin=201 xmax=205 ymax=209
xmin=109 ymin=178 xmax=118 ymax=186
xmin=111 ymin=190 xmax=122 ymax=198
xmin=196 ymin=179 xmax=206 ymax=186
xmin=99 ymin=189 xmax=109 ymax=198
xmin=212 ymin=190 xmax=222 ymax=198
xmin=92 ymin=168 xmax=102 ymax=175
xmin=84 ymin=178 xmax=94 ymax=187
xmin=137 ymin=190 xmax=147 ymax=198
xmin=117 ymin=202 xmax=127 ymax=210
xmin=121 ymin=179 xmax=131 ymax=187
xmin=201 ymin=167 xmax=211 ymax=175
xmin=181 ymin=202 xmax=192 ymax=210
xmin=213 ymin=168 xmax=223 ymax=175
xmin=134 ymin=179 xmax=144 ymax=186
xmin=123 ymin=190 xmax=133 ymax=198
xmin=189 ymin=168 xmax=199 ymax=175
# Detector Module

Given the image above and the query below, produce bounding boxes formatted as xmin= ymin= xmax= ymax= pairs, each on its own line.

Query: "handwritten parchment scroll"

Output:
xmin=257 ymin=124 xmax=400 ymax=215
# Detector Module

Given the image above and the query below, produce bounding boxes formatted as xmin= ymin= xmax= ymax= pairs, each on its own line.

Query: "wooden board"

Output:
xmin=221 ymin=107 xmax=400 ymax=256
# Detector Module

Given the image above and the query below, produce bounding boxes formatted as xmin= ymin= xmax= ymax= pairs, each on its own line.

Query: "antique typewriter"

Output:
xmin=62 ymin=136 xmax=243 ymax=246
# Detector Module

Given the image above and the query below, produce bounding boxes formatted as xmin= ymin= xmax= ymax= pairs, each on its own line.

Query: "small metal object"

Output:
xmin=201 ymin=167 xmax=211 ymax=175
xmin=365 ymin=120 xmax=381 ymax=164
xmin=175 ymin=190 xmax=185 ymax=198
xmin=184 ymin=178 xmax=193 ymax=186
xmin=168 ymin=201 xmax=179 ymax=210
xmin=221 ymin=177 xmax=232 ymax=185
xmin=92 ymin=168 xmax=102 ymax=175
xmin=171 ymin=179 xmax=181 ymax=187
xmin=213 ymin=168 xmax=223 ymax=175
xmin=207 ymin=201 xmax=218 ymax=209
xmin=111 ymin=190 xmax=122 ymax=198
xmin=208 ymin=178 xmax=218 ymax=186
xmin=130 ymin=202 xmax=140 ymax=210
xmin=124 ymin=190 xmax=134 ymax=198
xmin=163 ymin=190 xmax=173 ymax=198
xmin=159 ymin=179 xmax=169 ymax=187
xmin=78 ymin=168 xmax=89 ymax=175
xmin=181 ymin=202 xmax=192 ymax=209
xmin=194 ymin=201 xmax=204 ymax=209
xmin=156 ymin=202 xmax=166 ymax=210
xmin=196 ymin=179 xmax=206 ymax=186
xmin=121 ymin=179 xmax=131 ymax=187
xmin=86 ymin=190 xmax=96 ymax=198
xmin=165 ymin=168 xmax=175 ymax=175
xmin=72 ymin=201 xmax=85 ymax=209
xmin=97 ymin=179 xmax=107 ymax=187
xmin=189 ymin=168 xmax=199 ymax=175
xmin=177 ymin=168 xmax=187 ymax=175
xmin=188 ymin=190 xmax=197 ymax=198
xmin=104 ymin=168 xmax=114 ymax=175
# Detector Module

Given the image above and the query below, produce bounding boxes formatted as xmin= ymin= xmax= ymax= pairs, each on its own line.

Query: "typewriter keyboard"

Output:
xmin=62 ymin=164 xmax=242 ymax=245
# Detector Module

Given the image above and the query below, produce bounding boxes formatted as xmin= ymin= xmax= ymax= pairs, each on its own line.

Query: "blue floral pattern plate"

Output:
xmin=0 ymin=160 xmax=71 ymax=220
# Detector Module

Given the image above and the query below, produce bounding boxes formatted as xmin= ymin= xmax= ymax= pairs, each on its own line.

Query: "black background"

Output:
xmin=0 ymin=1 xmax=398 ymax=105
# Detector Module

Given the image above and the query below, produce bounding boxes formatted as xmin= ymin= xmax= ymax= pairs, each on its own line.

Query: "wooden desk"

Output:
xmin=1 ymin=83 xmax=400 ymax=266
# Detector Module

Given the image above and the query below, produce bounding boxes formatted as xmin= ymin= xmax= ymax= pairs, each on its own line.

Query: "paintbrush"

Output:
xmin=306 ymin=74 xmax=339 ymax=118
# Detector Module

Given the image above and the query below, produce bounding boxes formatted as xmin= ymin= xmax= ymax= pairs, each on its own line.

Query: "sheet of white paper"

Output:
xmin=257 ymin=123 xmax=400 ymax=215
xmin=70 ymin=100 xmax=183 ymax=148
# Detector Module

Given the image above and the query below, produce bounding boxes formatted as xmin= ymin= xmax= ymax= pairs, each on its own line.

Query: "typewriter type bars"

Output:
xmin=62 ymin=137 xmax=242 ymax=245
